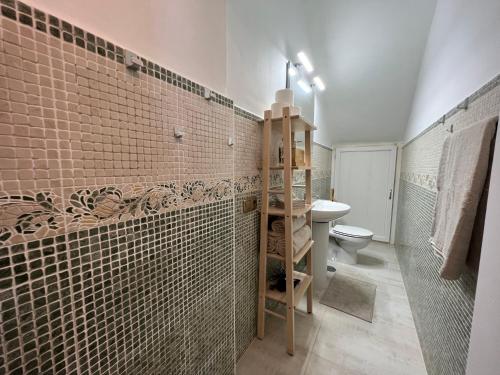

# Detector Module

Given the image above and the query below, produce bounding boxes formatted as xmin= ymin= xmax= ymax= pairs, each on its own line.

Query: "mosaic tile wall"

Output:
xmin=234 ymin=192 xmax=260 ymax=360
xmin=0 ymin=201 xmax=235 ymax=375
xmin=291 ymin=143 xmax=332 ymax=200
xmin=233 ymin=107 xmax=262 ymax=360
xmin=396 ymin=74 xmax=500 ymax=375
xmin=0 ymin=1 xmax=265 ymax=373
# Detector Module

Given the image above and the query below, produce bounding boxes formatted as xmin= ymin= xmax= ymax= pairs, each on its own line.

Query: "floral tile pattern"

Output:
xmin=400 ymin=171 xmax=437 ymax=191
xmin=233 ymin=175 xmax=261 ymax=194
xmin=0 ymin=179 xmax=234 ymax=245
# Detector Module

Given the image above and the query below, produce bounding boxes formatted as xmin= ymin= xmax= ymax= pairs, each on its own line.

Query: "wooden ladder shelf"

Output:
xmin=257 ymin=106 xmax=316 ymax=355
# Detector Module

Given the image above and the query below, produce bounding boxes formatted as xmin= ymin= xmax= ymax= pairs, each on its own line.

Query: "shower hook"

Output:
xmin=457 ymin=97 xmax=469 ymax=111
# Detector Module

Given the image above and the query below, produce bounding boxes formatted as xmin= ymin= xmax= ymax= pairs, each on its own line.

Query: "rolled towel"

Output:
xmin=271 ymin=215 xmax=306 ymax=233
xmin=267 ymin=235 xmax=280 ymax=255
xmin=267 ymin=225 xmax=311 ymax=257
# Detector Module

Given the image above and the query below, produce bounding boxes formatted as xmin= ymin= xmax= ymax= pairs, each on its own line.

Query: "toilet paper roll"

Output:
xmin=290 ymin=106 xmax=301 ymax=116
xmin=271 ymin=102 xmax=284 ymax=118
xmin=275 ymin=89 xmax=294 ymax=105
xmin=271 ymin=103 xmax=301 ymax=118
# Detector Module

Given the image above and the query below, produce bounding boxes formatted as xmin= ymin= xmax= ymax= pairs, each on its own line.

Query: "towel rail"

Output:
xmin=403 ymin=74 xmax=500 ymax=148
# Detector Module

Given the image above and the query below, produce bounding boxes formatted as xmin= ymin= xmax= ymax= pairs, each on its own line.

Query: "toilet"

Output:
xmin=329 ymin=224 xmax=373 ymax=265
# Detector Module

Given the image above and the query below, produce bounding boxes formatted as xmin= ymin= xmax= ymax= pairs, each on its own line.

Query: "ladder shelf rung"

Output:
xmin=265 ymin=271 xmax=313 ymax=308
xmin=265 ymin=308 xmax=286 ymax=320
xmin=268 ymin=184 xmax=307 ymax=194
xmin=268 ymin=187 xmax=284 ymax=194
xmin=259 ymin=165 xmax=311 ymax=170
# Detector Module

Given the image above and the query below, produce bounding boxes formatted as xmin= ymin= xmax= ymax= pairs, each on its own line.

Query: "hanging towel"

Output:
xmin=466 ymin=133 xmax=496 ymax=274
xmin=270 ymin=215 xmax=306 ymax=233
xmin=430 ymin=116 xmax=498 ymax=280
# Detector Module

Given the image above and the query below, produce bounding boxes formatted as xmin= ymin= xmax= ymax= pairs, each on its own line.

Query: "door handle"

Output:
xmin=388 ymin=189 xmax=392 ymax=200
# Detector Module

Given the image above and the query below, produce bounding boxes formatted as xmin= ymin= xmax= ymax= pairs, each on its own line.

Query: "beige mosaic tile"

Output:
xmin=0 ymin=5 xmax=247 ymax=247
xmin=177 ymin=89 xmax=234 ymax=181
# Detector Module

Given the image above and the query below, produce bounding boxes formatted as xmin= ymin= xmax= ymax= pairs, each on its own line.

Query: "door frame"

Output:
xmin=334 ymin=144 xmax=398 ymax=242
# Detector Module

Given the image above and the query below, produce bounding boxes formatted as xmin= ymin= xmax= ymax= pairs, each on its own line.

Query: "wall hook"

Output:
xmin=203 ymin=87 xmax=212 ymax=101
xmin=174 ymin=128 xmax=184 ymax=139
xmin=438 ymin=115 xmax=446 ymax=125
xmin=447 ymin=124 xmax=454 ymax=133
xmin=457 ymin=97 xmax=469 ymax=111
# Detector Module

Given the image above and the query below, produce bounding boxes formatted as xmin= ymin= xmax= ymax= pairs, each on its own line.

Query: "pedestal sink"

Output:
xmin=311 ymin=200 xmax=351 ymax=291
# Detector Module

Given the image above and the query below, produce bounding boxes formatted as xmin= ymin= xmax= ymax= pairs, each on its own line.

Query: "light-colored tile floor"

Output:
xmin=237 ymin=241 xmax=427 ymax=375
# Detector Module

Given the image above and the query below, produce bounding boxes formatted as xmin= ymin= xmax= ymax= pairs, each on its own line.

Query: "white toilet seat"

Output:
xmin=330 ymin=225 xmax=373 ymax=239
xmin=329 ymin=225 xmax=373 ymax=265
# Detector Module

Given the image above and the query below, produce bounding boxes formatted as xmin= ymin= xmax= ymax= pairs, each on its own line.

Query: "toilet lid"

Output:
xmin=332 ymin=225 xmax=373 ymax=239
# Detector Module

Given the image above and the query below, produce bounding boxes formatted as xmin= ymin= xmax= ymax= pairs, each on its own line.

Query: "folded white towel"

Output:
xmin=293 ymin=225 xmax=312 ymax=253
xmin=430 ymin=116 xmax=497 ymax=279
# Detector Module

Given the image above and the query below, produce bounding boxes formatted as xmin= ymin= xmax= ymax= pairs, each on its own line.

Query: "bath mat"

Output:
xmin=320 ymin=273 xmax=376 ymax=322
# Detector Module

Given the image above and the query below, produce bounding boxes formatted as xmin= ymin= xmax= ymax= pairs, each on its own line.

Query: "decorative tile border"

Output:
xmin=0 ymin=179 xmax=233 ymax=246
xmin=0 ymin=174 xmax=266 ymax=246
xmin=234 ymin=106 xmax=262 ymax=122
xmin=400 ymin=172 xmax=437 ymax=191
xmin=233 ymin=175 xmax=261 ymax=194
xmin=0 ymin=0 xmax=233 ymax=107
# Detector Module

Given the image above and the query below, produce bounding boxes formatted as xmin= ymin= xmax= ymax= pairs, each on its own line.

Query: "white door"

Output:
xmin=334 ymin=145 xmax=397 ymax=242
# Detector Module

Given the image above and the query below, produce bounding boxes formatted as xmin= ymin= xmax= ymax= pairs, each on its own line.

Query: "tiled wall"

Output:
xmin=312 ymin=143 xmax=332 ymax=199
xmin=0 ymin=1 xmax=265 ymax=374
xmin=291 ymin=143 xmax=332 ymax=200
xmin=233 ymin=109 xmax=262 ymax=360
xmin=396 ymin=75 xmax=500 ymax=375
xmin=234 ymin=192 xmax=260 ymax=360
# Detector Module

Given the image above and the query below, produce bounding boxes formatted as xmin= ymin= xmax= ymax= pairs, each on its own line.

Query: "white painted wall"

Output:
xmin=405 ymin=0 xmax=500 ymax=142
xmin=466 ymin=126 xmax=500 ymax=375
xmin=305 ymin=0 xmax=436 ymax=144
xmin=226 ymin=0 xmax=334 ymax=146
xmin=314 ymin=94 xmax=333 ymax=146
xmin=226 ymin=0 xmax=311 ymax=115
xmin=25 ymin=0 xmax=228 ymax=94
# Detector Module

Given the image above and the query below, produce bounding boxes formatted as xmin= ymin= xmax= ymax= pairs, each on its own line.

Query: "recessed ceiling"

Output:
xmin=303 ymin=0 xmax=437 ymax=144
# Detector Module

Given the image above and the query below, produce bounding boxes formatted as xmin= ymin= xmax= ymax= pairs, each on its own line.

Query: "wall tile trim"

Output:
xmin=0 ymin=0 xmax=235 ymax=108
xmin=404 ymin=74 xmax=500 ymax=148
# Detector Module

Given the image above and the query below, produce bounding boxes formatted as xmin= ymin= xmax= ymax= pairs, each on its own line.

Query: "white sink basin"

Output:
xmin=312 ymin=200 xmax=351 ymax=223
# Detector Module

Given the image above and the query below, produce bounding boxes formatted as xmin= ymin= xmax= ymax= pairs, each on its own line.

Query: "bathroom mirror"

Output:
xmin=287 ymin=61 xmax=315 ymax=125
xmin=286 ymin=61 xmax=315 ymax=145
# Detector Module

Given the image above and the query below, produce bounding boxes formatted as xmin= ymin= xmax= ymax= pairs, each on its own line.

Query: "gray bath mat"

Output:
xmin=320 ymin=273 xmax=377 ymax=322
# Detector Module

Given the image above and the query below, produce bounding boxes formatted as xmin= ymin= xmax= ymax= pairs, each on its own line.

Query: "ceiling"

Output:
xmin=301 ymin=0 xmax=437 ymax=144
